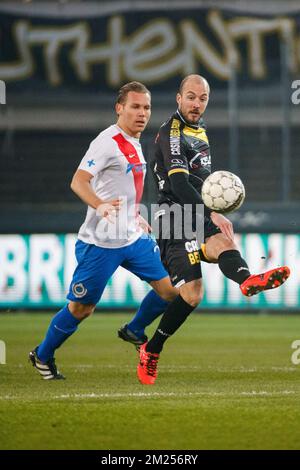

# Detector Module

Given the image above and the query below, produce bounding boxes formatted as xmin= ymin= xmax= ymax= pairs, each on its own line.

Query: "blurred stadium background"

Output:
xmin=0 ymin=0 xmax=299 ymax=312
xmin=1 ymin=0 xmax=300 ymax=453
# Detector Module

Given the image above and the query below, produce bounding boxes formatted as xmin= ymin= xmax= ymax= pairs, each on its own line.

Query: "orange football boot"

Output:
xmin=240 ymin=266 xmax=290 ymax=297
xmin=137 ymin=343 xmax=159 ymax=385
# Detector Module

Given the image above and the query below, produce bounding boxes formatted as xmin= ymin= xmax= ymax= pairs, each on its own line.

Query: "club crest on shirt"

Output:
xmin=72 ymin=283 xmax=87 ymax=298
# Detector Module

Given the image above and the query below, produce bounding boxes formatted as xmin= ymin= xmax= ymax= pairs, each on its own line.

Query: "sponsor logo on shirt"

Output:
xmin=126 ymin=162 xmax=147 ymax=174
xmin=189 ymin=152 xmax=211 ymax=169
xmin=170 ymin=118 xmax=181 ymax=155
xmin=185 ymin=240 xmax=200 ymax=252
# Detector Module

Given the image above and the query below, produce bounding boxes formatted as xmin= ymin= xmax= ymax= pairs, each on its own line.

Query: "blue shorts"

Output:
xmin=67 ymin=236 xmax=168 ymax=304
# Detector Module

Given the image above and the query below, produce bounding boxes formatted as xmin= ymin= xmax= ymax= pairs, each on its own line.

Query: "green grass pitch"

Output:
xmin=0 ymin=312 xmax=300 ymax=450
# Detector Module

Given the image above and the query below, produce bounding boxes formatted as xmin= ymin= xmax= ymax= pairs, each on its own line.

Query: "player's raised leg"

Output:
xmin=204 ymin=231 xmax=290 ymax=296
xmin=239 ymin=266 xmax=290 ymax=297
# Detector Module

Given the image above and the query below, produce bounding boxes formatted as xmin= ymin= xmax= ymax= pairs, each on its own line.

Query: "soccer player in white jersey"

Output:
xmin=29 ymin=81 xmax=179 ymax=380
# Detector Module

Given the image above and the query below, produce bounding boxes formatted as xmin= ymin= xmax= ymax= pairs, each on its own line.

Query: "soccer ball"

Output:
xmin=201 ymin=170 xmax=245 ymax=213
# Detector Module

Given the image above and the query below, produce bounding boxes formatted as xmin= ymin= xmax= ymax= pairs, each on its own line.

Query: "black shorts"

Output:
xmin=157 ymin=215 xmax=221 ymax=286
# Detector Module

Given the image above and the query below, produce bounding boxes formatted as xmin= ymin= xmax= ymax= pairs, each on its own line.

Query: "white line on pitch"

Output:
xmin=52 ymin=390 xmax=299 ymax=399
xmin=0 ymin=390 xmax=298 ymax=401
xmin=9 ymin=364 xmax=299 ymax=372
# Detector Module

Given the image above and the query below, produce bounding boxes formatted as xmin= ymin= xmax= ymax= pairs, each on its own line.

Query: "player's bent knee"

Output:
xmin=68 ymin=301 xmax=96 ymax=320
xmin=186 ymin=295 xmax=202 ymax=307
xmin=217 ymin=242 xmax=238 ymax=259
xmin=181 ymin=293 xmax=202 ymax=307
xmin=179 ymin=281 xmax=203 ymax=307
xmin=220 ymin=238 xmax=237 ymax=251
xmin=205 ymin=234 xmax=237 ymax=261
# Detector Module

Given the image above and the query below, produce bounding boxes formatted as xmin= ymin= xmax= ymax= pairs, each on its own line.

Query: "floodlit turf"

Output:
xmin=0 ymin=312 xmax=300 ymax=450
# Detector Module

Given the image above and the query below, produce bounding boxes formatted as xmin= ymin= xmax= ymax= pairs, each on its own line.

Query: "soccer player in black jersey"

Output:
xmin=118 ymin=75 xmax=290 ymax=385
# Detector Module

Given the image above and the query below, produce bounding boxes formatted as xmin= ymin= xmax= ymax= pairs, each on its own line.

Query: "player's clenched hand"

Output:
xmin=96 ymin=199 xmax=122 ymax=223
xmin=210 ymin=211 xmax=234 ymax=241
xmin=137 ymin=214 xmax=152 ymax=233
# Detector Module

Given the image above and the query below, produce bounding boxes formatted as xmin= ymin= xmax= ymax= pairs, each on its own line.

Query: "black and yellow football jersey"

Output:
xmin=152 ymin=110 xmax=211 ymax=207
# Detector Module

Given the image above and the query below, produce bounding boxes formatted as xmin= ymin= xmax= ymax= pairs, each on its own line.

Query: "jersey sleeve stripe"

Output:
xmin=168 ymin=168 xmax=189 ymax=176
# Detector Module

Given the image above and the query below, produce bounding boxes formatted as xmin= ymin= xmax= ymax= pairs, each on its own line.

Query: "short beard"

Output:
xmin=179 ymin=108 xmax=201 ymax=126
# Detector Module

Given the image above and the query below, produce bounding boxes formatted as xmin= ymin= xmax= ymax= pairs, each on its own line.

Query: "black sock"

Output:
xmin=218 ymin=249 xmax=251 ymax=285
xmin=146 ymin=294 xmax=195 ymax=354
